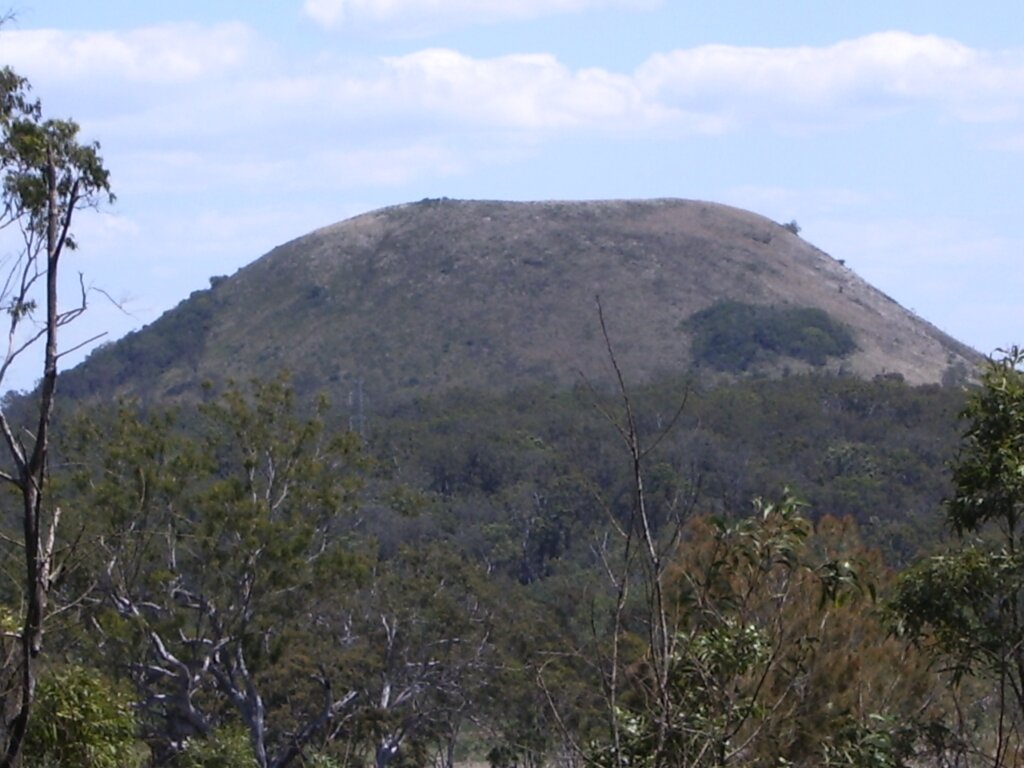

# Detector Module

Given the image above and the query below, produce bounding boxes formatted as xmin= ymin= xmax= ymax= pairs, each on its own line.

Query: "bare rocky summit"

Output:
xmin=64 ymin=198 xmax=981 ymax=404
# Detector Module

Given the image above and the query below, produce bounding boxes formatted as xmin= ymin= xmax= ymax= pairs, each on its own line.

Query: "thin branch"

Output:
xmin=54 ymin=331 xmax=107 ymax=361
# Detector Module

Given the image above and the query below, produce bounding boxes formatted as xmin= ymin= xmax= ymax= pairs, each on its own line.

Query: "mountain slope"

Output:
xmin=63 ymin=198 xmax=981 ymax=404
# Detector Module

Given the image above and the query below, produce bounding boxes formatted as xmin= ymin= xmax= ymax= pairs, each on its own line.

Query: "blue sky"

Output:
xmin=1 ymin=1 xmax=1022 ymax=391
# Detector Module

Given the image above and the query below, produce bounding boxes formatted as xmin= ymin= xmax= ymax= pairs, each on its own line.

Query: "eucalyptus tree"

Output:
xmin=69 ymin=379 xmax=368 ymax=767
xmin=893 ymin=348 xmax=1024 ymax=764
xmin=0 ymin=66 xmax=112 ymax=766
xmin=329 ymin=543 xmax=499 ymax=768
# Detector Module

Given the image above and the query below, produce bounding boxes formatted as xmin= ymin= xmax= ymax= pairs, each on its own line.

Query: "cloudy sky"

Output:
xmin=0 ymin=1 xmax=1022 ymax=391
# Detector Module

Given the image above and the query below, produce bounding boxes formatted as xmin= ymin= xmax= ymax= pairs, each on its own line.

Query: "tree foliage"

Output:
xmin=892 ymin=347 xmax=1024 ymax=765
xmin=23 ymin=664 xmax=142 ymax=768
xmin=67 ymin=378 xmax=367 ymax=768
xmin=0 ymin=64 xmax=111 ymax=767
xmin=686 ymin=301 xmax=857 ymax=372
xmin=326 ymin=544 xmax=500 ymax=768
xmin=25 ymin=363 xmax=979 ymax=767
xmin=583 ymin=499 xmax=942 ymax=768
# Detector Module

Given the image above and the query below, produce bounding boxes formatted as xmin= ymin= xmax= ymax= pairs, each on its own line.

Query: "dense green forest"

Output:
xmin=9 ymin=363 xmax=1019 ymax=768
xmin=3 ymin=60 xmax=1024 ymax=768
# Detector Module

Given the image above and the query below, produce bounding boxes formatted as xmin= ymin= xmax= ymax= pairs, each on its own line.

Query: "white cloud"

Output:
xmin=0 ymin=23 xmax=259 ymax=85
xmin=636 ymin=32 xmax=1024 ymax=132
xmin=366 ymin=49 xmax=655 ymax=129
xmin=9 ymin=25 xmax=1024 ymax=161
xmin=303 ymin=0 xmax=656 ymax=33
xmin=307 ymin=34 xmax=1024 ymax=138
xmin=300 ymin=34 xmax=1024 ymax=137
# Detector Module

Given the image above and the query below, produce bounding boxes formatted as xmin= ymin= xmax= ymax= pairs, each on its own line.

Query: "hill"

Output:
xmin=35 ymin=199 xmax=991 ymax=765
xmin=61 ymin=198 xmax=981 ymax=405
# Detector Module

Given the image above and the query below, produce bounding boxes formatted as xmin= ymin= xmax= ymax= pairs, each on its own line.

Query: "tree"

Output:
xmin=69 ymin=379 xmax=367 ymax=768
xmin=326 ymin=544 xmax=499 ymax=768
xmin=892 ymin=348 xmax=1024 ymax=764
xmin=0 ymin=66 xmax=111 ymax=765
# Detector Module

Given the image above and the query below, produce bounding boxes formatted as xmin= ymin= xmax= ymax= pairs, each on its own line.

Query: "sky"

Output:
xmin=0 ymin=0 xmax=1022 ymax=391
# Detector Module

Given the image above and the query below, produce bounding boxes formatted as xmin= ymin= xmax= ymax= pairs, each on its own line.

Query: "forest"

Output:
xmin=2 ymin=61 xmax=1024 ymax=768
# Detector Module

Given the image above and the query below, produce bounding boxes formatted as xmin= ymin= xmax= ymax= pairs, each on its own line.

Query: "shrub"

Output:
xmin=686 ymin=300 xmax=857 ymax=372
xmin=24 ymin=664 xmax=143 ymax=768
xmin=177 ymin=724 xmax=255 ymax=768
